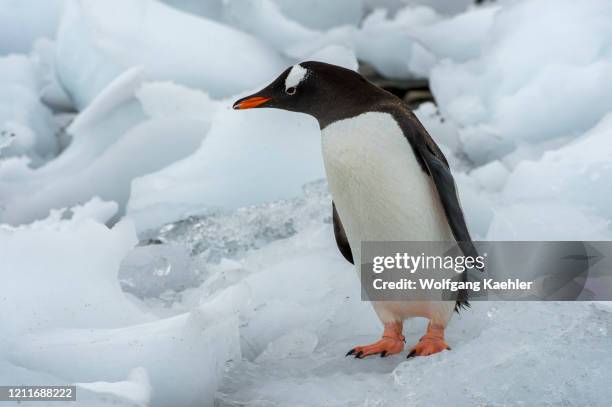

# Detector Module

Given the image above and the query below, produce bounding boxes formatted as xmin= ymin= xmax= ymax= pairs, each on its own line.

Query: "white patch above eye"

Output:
xmin=285 ymin=64 xmax=308 ymax=90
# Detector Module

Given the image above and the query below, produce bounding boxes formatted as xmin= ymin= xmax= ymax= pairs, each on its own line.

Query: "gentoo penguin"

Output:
xmin=233 ymin=61 xmax=478 ymax=358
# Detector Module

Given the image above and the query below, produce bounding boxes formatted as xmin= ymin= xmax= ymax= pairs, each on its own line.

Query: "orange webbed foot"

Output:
xmin=346 ymin=337 xmax=405 ymax=358
xmin=346 ymin=321 xmax=404 ymax=359
xmin=407 ymin=324 xmax=451 ymax=358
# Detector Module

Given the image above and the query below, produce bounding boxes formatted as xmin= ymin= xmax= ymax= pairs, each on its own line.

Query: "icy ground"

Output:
xmin=1 ymin=0 xmax=612 ymax=406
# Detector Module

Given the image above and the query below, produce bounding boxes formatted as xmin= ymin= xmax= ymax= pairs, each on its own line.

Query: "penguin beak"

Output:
xmin=233 ymin=95 xmax=272 ymax=110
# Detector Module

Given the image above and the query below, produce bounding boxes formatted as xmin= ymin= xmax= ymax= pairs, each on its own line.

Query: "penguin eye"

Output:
xmin=286 ymin=87 xmax=296 ymax=95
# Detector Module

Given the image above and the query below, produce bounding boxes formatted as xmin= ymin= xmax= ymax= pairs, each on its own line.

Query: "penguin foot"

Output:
xmin=407 ymin=324 xmax=450 ymax=358
xmin=346 ymin=321 xmax=404 ymax=359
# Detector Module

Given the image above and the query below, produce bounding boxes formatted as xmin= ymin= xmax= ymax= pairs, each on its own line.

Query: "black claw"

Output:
xmin=354 ymin=351 xmax=364 ymax=359
xmin=407 ymin=350 xmax=417 ymax=358
xmin=380 ymin=351 xmax=387 ymax=358
xmin=346 ymin=349 xmax=356 ymax=357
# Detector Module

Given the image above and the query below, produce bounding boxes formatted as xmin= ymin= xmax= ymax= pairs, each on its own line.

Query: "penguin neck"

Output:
xmin=315 ymin=84 xmax=396 ymax=130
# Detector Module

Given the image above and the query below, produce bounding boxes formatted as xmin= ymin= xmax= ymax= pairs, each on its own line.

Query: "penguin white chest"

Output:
xmin=321 ymin=112 xmax=451 ymax=255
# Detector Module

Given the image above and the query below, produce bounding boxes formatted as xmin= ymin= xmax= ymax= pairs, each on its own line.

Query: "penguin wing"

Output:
xmin=332 ymin=202 xmax=354 ymax=264
xmin=391 ymin=107 xmax=479 ymax=259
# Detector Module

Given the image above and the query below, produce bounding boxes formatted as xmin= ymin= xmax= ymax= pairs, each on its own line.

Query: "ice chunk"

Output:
xmin=413 ymin=5 xmax=500 ymax=62
xmin=430 ymin=0 xmax=612 ymax=162
xmin=486 ymin=203 xmax=612 ymax=241
xmin=469 ymin=160 xmax=510 ymax=192
xmin=11 ymin=307 xmax=240 ymax=407
xmin=127 ymin=108 xmax=325 ymax=232
xmin=502 ymin=112 xmax=612 ymax=222
xmin=141 ymin=180 xmax=331 ymax=262
xmin=365 ymin=0 xmax=473 ymax=16
xmin=255 ymin=330 xmax=318 ymax=362
xmin=223 ymin=0 xmax=318 ymax=54
xmin=273 ymin=0 xmax=364 ymax=30
xmin=77 ymin=368 xmax=152 ymax=407
xmin=0 ymin=54 xmax=59 ymax=166
xmin=307 ymin=45 xmax=359 ymax=71
xmin=136 ymin=81 xmax=217 ymax=121
xmin=0 ymin=68 xmax=210 ymax=225
xmin=55 ymin=0 xmax=285 ymax=108
xmin=355 ymin=7 xmax=441 ymax=79
xmin=0 ymin=199 xmax=148 ymax=336
xmin=0 ymin=0 xmax=65 ymax=54
xmin=119 ymin=243 xmax=203 ymax=299
xmin=161 ymin=0 xmax=224 ymax=20
xmin=413 ymin=102 xmax=460 ymax=153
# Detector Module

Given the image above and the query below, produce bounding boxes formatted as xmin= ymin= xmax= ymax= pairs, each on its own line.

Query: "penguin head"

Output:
xmin=233 ymin=61 xmax=386 ymax=128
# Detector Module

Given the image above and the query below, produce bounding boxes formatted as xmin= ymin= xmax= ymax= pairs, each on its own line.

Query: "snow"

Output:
xmin=2 ymin=0 xmax=612 ymax=406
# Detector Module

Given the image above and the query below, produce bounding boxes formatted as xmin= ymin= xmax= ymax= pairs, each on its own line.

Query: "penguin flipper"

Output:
xmin=391 ymin=108 xmax=477 ymax=311
xmin=418 ymin=146 xmax=478 ymax=257
xmin=390 ymin=108 xmax=477 ymax=258
xmin=333 ymin=202 xmax=354 ymax=264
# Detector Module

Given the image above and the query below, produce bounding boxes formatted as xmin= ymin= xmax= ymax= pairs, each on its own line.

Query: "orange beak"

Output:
xmin=233 ymin=96 xmax=271 ymax=110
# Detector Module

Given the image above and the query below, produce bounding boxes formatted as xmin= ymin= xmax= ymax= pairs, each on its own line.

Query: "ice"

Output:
xmin=0 ymin=199 xmax=148 ymax=336
xmin=2 ymin=0 xmax=612 ymax=405
xmin=223 ymin=0 xmax=318 ymax=53
xmin=365 ymin=0 xmax=473 ymax=16
xmin=413 ymin=102 xmax=460 ymax=153
xmin=1 ymin=200 xmax=241 ymax=406
xmin=119 ymin=243 xmax=203 ymax=300
xmin=255 ymin=330 xmax=319 ymax=363
xmin=469 ymin=160 xmax=509 ymax=192
xmin=161 ymin=0 xmax=225 ymax=21
xmin=273 ymin=0 xmax=364 ymax=30
xmin=430 ymin=0 xmax=612 ymax=163
xmin=0 ymin=54 xmax=59 ymax=166
xmin=487 ymin=202 xmax=612 ymax=241
xmin=77 ymin=368 xmax=152 ymax=407
xmin=412 ymin=5 xmax=499 ymax=63
xmin=502 ymin=112 xmax=612 ymax=220
xmin=136 ymin=81 xmax=217 ymax=121
xmin=55 ymin=0 xmax=285 ymax=108
xmin=140 ymin=180 xmax=330 ymax=263
xmin=216 ymin=229 xmax=612 ymax=405
xmin=127 ymin=108 xmax=325 ymax=232
xmin=0 ymin=0 xmax=65 ymax=54
xmin=488 ymin=112 xmax=612 ymax=240
xmin=32 ymin=38 xmax=75 ymax=112
xmin=0 ymin=69 xmax=211 ymax=226
xmin=10 ymin=308 xmax=240 ymax=407
xmin=307 ymin=45 xmax=359 ymax=71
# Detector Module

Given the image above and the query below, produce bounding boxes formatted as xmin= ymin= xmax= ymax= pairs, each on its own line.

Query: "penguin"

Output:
xmin=233 ymin=61 xmax=478 ymax=358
